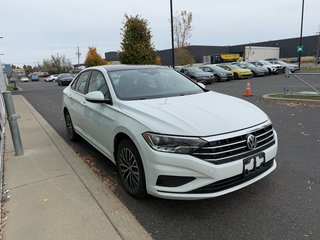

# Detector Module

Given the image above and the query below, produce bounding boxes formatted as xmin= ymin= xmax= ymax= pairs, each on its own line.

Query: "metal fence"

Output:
xmin=284 ymin=71 xmax=320 ymax=95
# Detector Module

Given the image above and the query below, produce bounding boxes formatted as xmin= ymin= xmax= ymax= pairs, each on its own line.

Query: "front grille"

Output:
xmin=192 ymin=124 xmax=275 ymax=164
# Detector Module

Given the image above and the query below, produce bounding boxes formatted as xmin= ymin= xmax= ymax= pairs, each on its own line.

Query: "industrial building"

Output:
xmin=105 ymin=34 xmax=319 ymax=65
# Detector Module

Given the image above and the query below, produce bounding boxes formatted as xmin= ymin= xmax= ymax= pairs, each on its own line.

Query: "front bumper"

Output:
xmin=238 ymin=73 xmax=253 ymax=79
xmin=140 ymin=128 xmax=278 ymax=200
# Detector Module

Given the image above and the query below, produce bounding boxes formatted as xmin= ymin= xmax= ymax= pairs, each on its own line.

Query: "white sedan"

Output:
xmin=63 ymin=65 xmax=278 ymax=200
xmin=45 ymin=74 xmax=59 ymax=82
xmin=20 ymin=76 xmax=29 ymax=82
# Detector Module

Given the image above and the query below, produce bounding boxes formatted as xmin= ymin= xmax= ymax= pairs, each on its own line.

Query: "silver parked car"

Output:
xmin=199 ymin=65 xmax=234 ymax=81
xmin=267 ymin=60 xmax=299 ymax=73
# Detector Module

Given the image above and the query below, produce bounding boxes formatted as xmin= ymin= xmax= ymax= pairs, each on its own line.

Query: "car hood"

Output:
xmin=233 ymin=69 xmax=252 ymax=74
xmin=287 ymin=63 xmax=298 ymax=68
xmin=118 ymin=91 xmax=268 ymax=136
xmin=60 ymin=77 xmax=73 ymax=80
xmin=217 ymin=69 xmax=233 ymax=74
xmin=193 ymin=72 xmax=213 ymax=77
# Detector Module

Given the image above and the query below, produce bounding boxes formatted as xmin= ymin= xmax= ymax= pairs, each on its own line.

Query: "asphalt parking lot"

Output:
xmin=14 ymin=73 xmax=320 ymax=240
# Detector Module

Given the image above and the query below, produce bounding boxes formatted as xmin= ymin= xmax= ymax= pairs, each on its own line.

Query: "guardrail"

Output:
xmin=0 ymin=92 xmax=6 ymax=227
xmin=284 ymin=70 xmax=320 ymax=95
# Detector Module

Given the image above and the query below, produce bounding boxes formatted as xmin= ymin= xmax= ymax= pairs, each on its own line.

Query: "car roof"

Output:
xmin=98 ymin=65 xmax=170 ymax=72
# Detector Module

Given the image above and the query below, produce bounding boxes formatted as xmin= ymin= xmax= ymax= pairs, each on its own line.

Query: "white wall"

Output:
xmin=245 ymin=46 xmax=280 ymax=62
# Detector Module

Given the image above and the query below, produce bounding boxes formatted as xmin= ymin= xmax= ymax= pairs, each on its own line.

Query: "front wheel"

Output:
xmin=116 ymin=139 xmax=147 ymax=198
xmin=233 ymin=73 xmax=239 ymax=80
xmin=64 ymin=111 xmax=79 ymax=141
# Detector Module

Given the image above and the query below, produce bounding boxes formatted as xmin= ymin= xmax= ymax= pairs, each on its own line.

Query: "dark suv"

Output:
xmin=200 ymin=65 xmax=234 ymax=81
xmin=57 ymin=73 xmax=74 ymax=86
xmin=180 ymin=67 xmax=215 ymax=84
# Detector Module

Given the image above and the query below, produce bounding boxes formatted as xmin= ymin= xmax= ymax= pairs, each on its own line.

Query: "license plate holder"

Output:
xmin=243 ymin=153 xmax=266 ymax=176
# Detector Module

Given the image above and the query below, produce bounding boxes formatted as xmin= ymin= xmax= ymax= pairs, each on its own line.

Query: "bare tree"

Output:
xmin=173 ymin=10 xmax=193 ymax=48
xmin=172 ymin=10 xmax=195 ymax=65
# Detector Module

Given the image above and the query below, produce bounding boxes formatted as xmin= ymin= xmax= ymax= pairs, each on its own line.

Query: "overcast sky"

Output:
xmin=1 ymin=0 xmax=319 ymax=66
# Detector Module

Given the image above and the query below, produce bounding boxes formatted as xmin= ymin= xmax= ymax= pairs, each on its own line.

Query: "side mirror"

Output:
xmin=85 ymin=91 xmax=112 ymax=104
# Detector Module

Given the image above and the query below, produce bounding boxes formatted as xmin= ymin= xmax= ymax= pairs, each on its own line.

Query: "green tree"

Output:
xmin=84 ymin=47 xmax=108 ymax=67
xmin=119 ymin=14 xmax=157 ymax=64
xmin=40 ymin=54 xmax=73 ymax=74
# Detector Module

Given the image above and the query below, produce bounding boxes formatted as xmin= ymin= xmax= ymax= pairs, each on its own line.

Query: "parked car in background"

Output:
xmin=20 ymin=76 xmax=29 ymax=82
xmin=180 ymin=66 xmax=215 ymax=84
xmin=232 ymin=62 xmax=266 ymax=77
xmin=70 ymin=69 xmax=82 ymax=77
xmin=251 ymin=60 xmax=281 ymax=75
xmin=57 ymin=73 xmax=73 ymax=86
xmin=46 ymin=74 xmax=59 ymax=82
xmin=63 ymin=65 xmax=278 ymax=200
xmin=199 ymin=64 xmax=233 ymax=82
xmin=267 ymin=59 xmax=299 ymax=73
xmin=218 ymin=64 xmax=253 ymax=79
xmin=174 ymin=66 xmax=183 ymax=72
xmin=31 ymin=73 xmax=39 ymax=81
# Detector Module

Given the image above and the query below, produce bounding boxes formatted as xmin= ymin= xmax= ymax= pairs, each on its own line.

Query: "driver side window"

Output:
xmin=87 ymin=70 xmax=110 ymax=99
xmin=71 ymin=71 xmax=91 ymax=94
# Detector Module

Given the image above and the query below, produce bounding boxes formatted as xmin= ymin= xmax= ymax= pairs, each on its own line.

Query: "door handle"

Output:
xmin=81 ymin=101 xmax=86 ymax=105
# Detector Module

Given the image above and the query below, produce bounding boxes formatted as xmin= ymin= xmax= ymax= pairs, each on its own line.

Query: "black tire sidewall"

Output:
xmin=64 ymin=111 xmax=78 ymax=141
xmin=116 ymin=139 xmax=147 ymax=198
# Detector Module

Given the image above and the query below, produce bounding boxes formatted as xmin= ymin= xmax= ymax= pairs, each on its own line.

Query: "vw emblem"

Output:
xmin=247 ymin=134 xmax=257 ymax=150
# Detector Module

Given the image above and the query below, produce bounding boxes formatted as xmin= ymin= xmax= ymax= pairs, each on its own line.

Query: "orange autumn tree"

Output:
xmin=84 ymin=47 xmax=109 ymax=67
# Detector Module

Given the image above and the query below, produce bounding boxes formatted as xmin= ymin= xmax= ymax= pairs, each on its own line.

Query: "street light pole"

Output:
xmin=170 ymin=0 xmax=175 ymax=68
xmin=298 ymin=0 xmax=305 ymax=69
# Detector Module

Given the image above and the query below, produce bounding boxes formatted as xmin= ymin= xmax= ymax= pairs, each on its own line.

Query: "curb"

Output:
xmin=262 ymin=93 xmax=320 ymax=106
xmin=14 ymin=96 xmax=152 ymax=240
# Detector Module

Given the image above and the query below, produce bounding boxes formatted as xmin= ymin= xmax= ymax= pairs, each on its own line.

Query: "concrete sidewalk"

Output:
xmin=3 ymin=95 xmax=151 ymax=240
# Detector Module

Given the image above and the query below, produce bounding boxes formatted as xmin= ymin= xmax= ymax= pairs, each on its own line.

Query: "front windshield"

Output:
xmin=226 ymin=64 xmax=240 ymax=69
xmin=207 ymin=65 xmax=225 ymax=71
xmin=108 ymin=68 xmax=204 ymax=100
xmin=188 ymin=67 xmax=204 ymax=74
xmin=61 ymin=73 xmax=72 ymax=77
xmin=260 ymin=60 xmax=271 ymax=65
xmin=246 ymin=63 xmax=256 ymax=68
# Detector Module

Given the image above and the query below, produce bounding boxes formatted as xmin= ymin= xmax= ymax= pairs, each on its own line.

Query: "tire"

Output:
xmin=116 ymin=139 xmax=147 ymax=198
xmin=58 ymin=81 xmax=61 ymax=86
xmin=267 ymin=68 xmax=272 ymax=75
xmin=253 ymin=71 xmax=257 ymax=77
xmin=234 ymin=73 xmax=239 ymax=80
xmin=64 ymin=111 xmax=79 ymax=141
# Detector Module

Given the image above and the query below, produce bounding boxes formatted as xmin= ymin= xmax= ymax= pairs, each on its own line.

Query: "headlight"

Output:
xmin=221 ymin=73 xmax=227 ymax=76
xmin=142 ymin=132 xmax=207 ymax=154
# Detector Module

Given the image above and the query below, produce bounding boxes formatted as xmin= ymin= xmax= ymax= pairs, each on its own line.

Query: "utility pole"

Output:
xmin=298 ymin=0 xmax=305 ymax=69
xmin=170 ymin=0 xmax=175 ymax=68
xmin=316 ymin=31 xmax=320 ymax=64
xmin=76 ymin=47 xmax=81 ymax=68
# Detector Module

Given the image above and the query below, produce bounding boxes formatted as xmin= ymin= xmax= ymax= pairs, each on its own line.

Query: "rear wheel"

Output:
xmin=116 ymin=139 xmax=147 ymax=198
xmin=64 ymin=111 xmax=79 ymax=141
